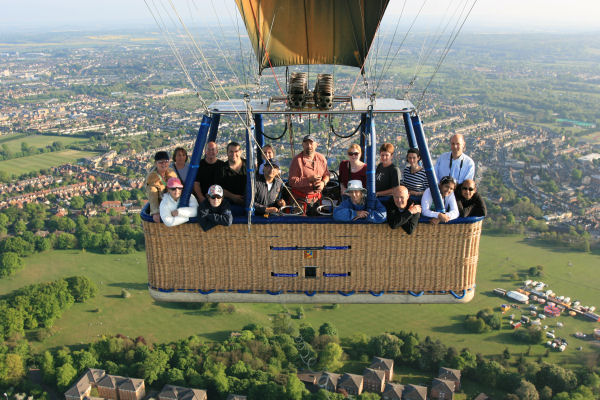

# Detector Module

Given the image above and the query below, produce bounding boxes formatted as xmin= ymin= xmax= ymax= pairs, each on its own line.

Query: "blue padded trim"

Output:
xmin=324 ymin=273 xmax=349 ymax=277
xmin=272 ymin=273 xmax=298 ymax=277
xmin=337 ymin=290 xmax=355 ymax=296
xmin=304 ymin=291 xmax=316 ymax=297
xmin=141 ymin=203 xmax=483 ymax=225
xmin=408 ymin=290 xmax=424 ymax=297
xmin=449 ymin=290 xmax=466 ymax=299
xmin=369 ymin=290 xmax=384 ymax=297
xmin=267 ymin=290 xmax=282 ymax=295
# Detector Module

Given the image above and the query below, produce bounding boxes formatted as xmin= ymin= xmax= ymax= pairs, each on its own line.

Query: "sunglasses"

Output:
xmin=169 ymin=187 xmax=182 ymax=191
xmin=209 ymin=195 xmax=222 ymax=200
xmin=348 ymin=152 xmax=360 ymax=156
xmin=462 ymin=187 xmax=475 ymax=192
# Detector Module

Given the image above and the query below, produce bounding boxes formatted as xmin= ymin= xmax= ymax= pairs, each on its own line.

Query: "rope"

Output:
xmin=417 ymin=0 xmax=478 ymax=110
xmin=262 ymin=117 xmax=289 ymax=141
xmin=247 ymin=0 xmax=285 ymax=95
xmin=143 ymin=0 xmax=209 ymax=112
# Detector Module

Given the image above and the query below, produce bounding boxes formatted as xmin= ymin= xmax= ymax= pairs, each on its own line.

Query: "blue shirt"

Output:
xmin=434 ymin=152 xmax=475 ymax=184
xmin=333 ymin=197 xmax=387 ymax=223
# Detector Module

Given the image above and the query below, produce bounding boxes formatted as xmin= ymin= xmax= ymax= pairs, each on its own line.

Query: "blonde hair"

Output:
xmin=348 ymin=143 xmax=362 ymax=154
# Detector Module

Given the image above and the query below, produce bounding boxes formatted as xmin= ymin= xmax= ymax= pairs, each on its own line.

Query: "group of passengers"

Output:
xmin=145 ymin=132 xmax=486 ymax=234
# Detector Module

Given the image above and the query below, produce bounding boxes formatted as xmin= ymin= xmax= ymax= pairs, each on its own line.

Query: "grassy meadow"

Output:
xmin=0 ymin=134 xmax=89 ymax=153
xmin=0 ymin=149 xmax=97 ymax=175
xmin=1 ymin=235 xmax=599 ymax=370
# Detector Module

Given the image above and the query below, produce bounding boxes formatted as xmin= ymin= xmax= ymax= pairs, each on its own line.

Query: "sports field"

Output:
xmin=1 ymin=235 xmax=598 ymax=368
xmin=0 ymin=149 xmax=97 ymax=175
xmin=0 ymin=134 xmax=89 ymax=153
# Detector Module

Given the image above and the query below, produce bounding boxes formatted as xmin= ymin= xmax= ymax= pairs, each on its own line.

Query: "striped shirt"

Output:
xmin=402 ymin=166 xmax=429 ymax=193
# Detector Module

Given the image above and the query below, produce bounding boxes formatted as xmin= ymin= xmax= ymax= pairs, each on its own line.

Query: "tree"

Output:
xmin=285 ymin=374 xmax=308 ymax=400
xmin=0 ymin=252 xmax=23 ymax=277
xmin=316 ymin=342 xmax=343 ymax=371
xmin=515 ymin=380 xmax=539 ymax=400
xmin=73 ymin=350 xmax=98 ymax=372
xmin=14 ymin=219 xmax=27 ymax=234
xmin=66 ymin=276 xmax=98 ymax=302
xmin=138 ymin=349 xmax=169 ymax=384
xmin=56 ymin=233 xmax=78 ymax=249
xmin=0 ymin=236 xmax=34 ymax=256
xmin=70 ymin=196 xmax=85 ymax=209
xmin=319 ymin=322 xmax=337 ymax=337
xmin=535 ymin=363 xmax=577 ymax=394
xmin=0 ymin=353 xmax=26 ymax=386
xmin=368 ymin=334 xmax=403 ymax=359
xmin=40 ymin=350 xmax=56 ymax=384
xmin=299 ymin=324 xmax=316 ymax=343
xmin=273 ymin=313 xmax=296 ymax=336
xmin=56 ymin=363 xmax=78 ymax=389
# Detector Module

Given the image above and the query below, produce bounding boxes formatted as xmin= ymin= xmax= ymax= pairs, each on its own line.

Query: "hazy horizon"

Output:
xmin=1 ymin=0 xmax=600 ymax=34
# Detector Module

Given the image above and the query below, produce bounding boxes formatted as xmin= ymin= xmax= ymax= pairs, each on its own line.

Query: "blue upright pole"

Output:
xmin=254 ymin=114 xmax=265 ymax=166
xmin=366 ymin=109 xmax=377 ymax=210
xmin=411 ymin=114 xmax=444 ymax=213
xmin=207 ymin=113 xmax=221 ymax=144
xmin=403 ymin=112 xmax=418 ymax=149
xmin=245 ymin=124 xmax=256 ymax=217
xmin=359 ymin=113 xmax=367 ymax=162
xmin=180 ymin=114 xmax=212 ymax=207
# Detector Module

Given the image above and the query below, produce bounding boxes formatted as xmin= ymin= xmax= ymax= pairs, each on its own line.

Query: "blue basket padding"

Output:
xmin=141 ymin=203 xmax=483 ymax=225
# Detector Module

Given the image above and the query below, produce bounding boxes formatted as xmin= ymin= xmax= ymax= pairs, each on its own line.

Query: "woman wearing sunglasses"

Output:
xmin=159 ymin=177 xmax=199 ymax=227
xmin=338 ymin=143 xmax=367 ymax=196
xmin=455 ymin=179 xmax=487 ymax=217
xmin=421 ymin=176 xmax=459 ymax=224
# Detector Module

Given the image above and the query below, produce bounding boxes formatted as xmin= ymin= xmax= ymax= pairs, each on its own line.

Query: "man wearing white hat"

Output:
xmin=197 ymin=184 xmax=233 ymax=231
xmin=333 ymin=180 xmax=386 ymax=223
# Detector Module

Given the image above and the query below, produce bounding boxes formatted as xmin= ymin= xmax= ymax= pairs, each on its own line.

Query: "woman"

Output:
xmin=421 ymin=176 xmax=459 ymax=225
xmin=146 ymin=151 xmax=178 ymax=223
xmin=375 ymin=143 xmax=401 ymax=197
xmin=171 ymin=147 xmax=190 ymax=184
xmin=338 ymin=143 xmax=367 ymax=195
xmin=401 ymin=148 xmax=429 ymax=198
xmin=333 ymin=180 xmax=386 ymax=223
xmin=159 ymin=177 xmax=199 ymax=227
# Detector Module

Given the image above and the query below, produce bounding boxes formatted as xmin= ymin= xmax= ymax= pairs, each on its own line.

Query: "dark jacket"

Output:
xmin=385 ymin=198 xmax=420 ymax=234
xmin=456 ymin=190 xmax=487 ymax=217
xmin=197 ymin=198 xmax=233 ymax=232
xmin=254 ymin=175 xmax=283 ymax=215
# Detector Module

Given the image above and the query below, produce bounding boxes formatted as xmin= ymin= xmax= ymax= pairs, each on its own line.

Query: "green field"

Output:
xmin=0 ymin=134 xmax=89 ymax=153
xmin=0 ymin=149 xmax=98 ymax=175
xmin=1 ymin=235 xmax=599 ymax=368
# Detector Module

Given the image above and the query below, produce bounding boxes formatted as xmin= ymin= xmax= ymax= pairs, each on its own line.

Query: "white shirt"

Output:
xmin=421 ymin=187 xmax=459 ymax=221
xmin=434 ymin=152 xmax=475 ymax=184
xmin=159 ymin=193 xmax=199 ymax=227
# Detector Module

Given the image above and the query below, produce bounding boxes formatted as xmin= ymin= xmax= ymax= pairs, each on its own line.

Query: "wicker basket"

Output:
xmin=143 ymin=218 xmax=482 ymax=304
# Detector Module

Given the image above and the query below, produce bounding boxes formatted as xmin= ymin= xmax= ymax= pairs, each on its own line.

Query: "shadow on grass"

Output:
xmin=430 ymin=315 xmax=468 ymax=335
xmin=104 ymin=294 xmax=124 ymax=299
xmin=108 ymin=282 xmax=148 ymax=291
xmin=201 ymin=330 xmax=235 ymax=342
xmin=518 ymin=238 xmax=593 ymax=255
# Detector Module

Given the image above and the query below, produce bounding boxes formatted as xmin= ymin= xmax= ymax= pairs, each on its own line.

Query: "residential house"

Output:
xmin=337 ymin=373 xmax=363 ymax=396
xmin=431 ymin=378 xmax=455 ymax=400
xmin=317 ymin=372 xmax=341 ymax=393
xmin=403 ymin=384 xmax=428 ymax=400
xmin=64 ymin=368 xmax=106 ymax=400
xmin=96 ymin=374 xmax=145 ymax=400
xmin=474 ymin=394 xmax=491 ymax=400
xmin=297 ymin=371 xmax=320 ymax=393
xmin=369 ymin=357 xmax=394 ymax=381
xmin=158 ymin=385 xmax=207 ymax=400
xmin=381 ymin=383 xmax=404 ymax=400
xmin=362 ymin=368 xmax=386 ymax=393
xmin=226 ymin=395 xmax=247 ymax=400
xmin=438 ymin=367 xmax=461 ymax=391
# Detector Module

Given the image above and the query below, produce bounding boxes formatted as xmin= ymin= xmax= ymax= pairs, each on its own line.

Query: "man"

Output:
xmin=254 ymin=161 xmax=286 ymax=215
xmin=194 ymin=141 xmax=226 ymax=203
xmin=146 ymin=151 xmax=178 ymax=223
xmin=333 ymin=180 xmax=386 ymax=223
xmin=219 ymin=141 xmax=247 ymax=206
xmin=434 ymin=133 xmax=475 ymax=184
xmin=385 ymin=185 xmax=421 ymax=234
xmin=455 ymin=179 xmax=487 ymax=217
xmin=197 ymin=184 xmax=233 ymax=232
xmin=159 ymin=177 xmax=199 ymax=227
xmin=288 ymin=134 xmax=330 ymax=215
xmin=375 ymin=143 xmax=402 ymax=197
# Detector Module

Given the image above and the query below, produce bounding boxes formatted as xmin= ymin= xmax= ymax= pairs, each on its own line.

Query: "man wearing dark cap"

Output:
xmin=146 ymin=151 xmax=177 ymax=223
xmin=254 ymin=160 xmax=286 ymax=215
xmin=288 ymin=134 xmax=329 ymax=215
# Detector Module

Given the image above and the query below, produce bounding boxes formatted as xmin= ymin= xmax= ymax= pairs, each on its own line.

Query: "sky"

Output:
xmin=0 ymin=0 xmax=599 ymax=33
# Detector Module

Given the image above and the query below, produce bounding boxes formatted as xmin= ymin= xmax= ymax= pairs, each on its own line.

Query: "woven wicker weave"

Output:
xmin=143 ymin=219 xmax=482 ymax=303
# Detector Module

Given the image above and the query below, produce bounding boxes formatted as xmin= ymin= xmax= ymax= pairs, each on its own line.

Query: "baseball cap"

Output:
xmin=302 ymin=134 xmax=317 ymax=143
xmin=167 ymin=177 xmax=183 ymax=189
xmin=208 ymin=184 xmax=224 ymax=198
